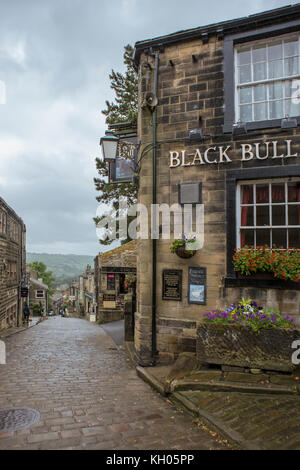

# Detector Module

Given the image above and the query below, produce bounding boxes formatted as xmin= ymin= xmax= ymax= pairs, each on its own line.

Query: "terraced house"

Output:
xmin=132 ymin=4 xmax=300 ymax=365
xmin=0 ymin=196 xmax=26 ymax=330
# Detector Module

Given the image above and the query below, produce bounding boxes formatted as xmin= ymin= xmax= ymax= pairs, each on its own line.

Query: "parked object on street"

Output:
xmin=47 ymin=311 xmax=55 ymax=316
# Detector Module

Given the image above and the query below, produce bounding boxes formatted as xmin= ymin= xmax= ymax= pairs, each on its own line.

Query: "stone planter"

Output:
xmin=175 ymin=246 xmax=196 ymax=259
xmin=197 ymin=322 xmax=300 ymax=372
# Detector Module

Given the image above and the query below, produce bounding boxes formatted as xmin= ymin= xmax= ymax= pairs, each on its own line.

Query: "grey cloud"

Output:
xmin=0 ymin=0 xmax=292 ymax=255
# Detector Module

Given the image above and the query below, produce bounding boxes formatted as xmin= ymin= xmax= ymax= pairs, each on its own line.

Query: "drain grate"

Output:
xmin=0 ymin=408 xmax=40 ymax=432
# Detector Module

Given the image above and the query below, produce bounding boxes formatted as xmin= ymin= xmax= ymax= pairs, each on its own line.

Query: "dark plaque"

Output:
xmin=103 ymin=294 xmax=116 ymax=302
xmin=188 ymin=267 xmax=206 ymax=305
xmin=162 ymin=269 xmax=182 ymax=301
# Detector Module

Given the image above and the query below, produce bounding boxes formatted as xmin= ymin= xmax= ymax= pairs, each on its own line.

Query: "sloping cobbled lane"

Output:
xmin=0 ymin=317 xmax=231 ymax=450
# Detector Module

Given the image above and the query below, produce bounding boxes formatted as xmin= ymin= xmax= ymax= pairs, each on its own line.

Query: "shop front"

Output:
xmin=133 ymin=5 xmax=300 ymax=364
xmin=94 ymin=241 xmax=137 ymax=324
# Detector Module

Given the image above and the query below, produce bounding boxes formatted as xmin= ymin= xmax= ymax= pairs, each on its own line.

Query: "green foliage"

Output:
xmin=170 ymin=234 xmax=197 ymax=253
xmin=28 ymin=261 xmax=56 ymax=296
xmin=94 ymin=44 xmax=138 ymax=246
xmin=102 ymin=44 xmax=138 ymax=125
xmin=233 ymin=246 xmax=300 ymax=282
xmin=27 ymin=253 xmax=94 ymax=287
xmin=203 ymin=298 xmax=296 ymax=334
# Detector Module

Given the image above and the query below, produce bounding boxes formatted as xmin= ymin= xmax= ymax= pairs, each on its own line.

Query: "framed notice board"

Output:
xmin=162 ymin=269 xmax=182 ymax=301
xmin=188 ymin=267 xmax=206 ymax=305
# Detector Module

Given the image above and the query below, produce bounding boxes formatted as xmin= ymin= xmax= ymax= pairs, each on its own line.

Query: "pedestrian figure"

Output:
xmin=23 ymin=303 xmax=30 ymax=326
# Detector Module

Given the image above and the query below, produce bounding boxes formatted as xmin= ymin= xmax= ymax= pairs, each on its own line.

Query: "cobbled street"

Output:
xmin=0 ymin=318 xmax=231 ymax=450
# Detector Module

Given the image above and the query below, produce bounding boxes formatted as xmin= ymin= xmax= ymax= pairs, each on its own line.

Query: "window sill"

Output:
xmin=224 ymin=276 xmax=300 ymax=290
xmin=223 ymin=116 xmax=300 ymax=134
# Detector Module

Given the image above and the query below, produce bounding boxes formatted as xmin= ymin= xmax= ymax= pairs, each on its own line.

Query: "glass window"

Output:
xmin=238 ymin=178 xmax=300 ymax=249
xmin=236 ymin=35 xmax=300 ymax=122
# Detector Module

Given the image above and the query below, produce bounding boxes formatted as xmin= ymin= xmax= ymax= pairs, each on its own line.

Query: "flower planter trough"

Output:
xmin=197 ymin=322 xmax=300 ymax=372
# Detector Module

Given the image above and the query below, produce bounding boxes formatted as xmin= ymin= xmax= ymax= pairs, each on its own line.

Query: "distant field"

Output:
xmin=27 ymin=253 xmax=95 ymax=287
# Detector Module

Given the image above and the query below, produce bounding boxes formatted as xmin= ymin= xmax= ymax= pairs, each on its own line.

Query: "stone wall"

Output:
xmin=0 ymin=197 xmax=26 ymax=330
xmin=135 ymin=27 xmax=300 ymax=363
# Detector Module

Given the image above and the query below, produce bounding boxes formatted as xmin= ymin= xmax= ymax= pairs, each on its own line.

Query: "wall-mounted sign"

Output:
xmin=162 ymin=269 xmax=182 ymax=301
xmin=170 ymin=139 xmax=297 ymax=168
xmin=188 ymin=267 xmax=206 ymax=305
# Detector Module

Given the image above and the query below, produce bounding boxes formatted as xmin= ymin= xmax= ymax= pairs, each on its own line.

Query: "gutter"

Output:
xmin=133 ymin=4 xmax=300 ymax=68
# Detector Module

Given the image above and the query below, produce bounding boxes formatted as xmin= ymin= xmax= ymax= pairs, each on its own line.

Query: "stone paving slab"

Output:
xmin=0 ymin=317 xmax=232 ymax=450
xmin=136 ymin=365 xmax=300 ymax=450
xmin=0 ymin=317 xmax=43 ymax=339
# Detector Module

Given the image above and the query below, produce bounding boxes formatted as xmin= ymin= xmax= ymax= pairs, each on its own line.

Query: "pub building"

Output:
xmin=130 ymin=4 xmax=300 ymax=365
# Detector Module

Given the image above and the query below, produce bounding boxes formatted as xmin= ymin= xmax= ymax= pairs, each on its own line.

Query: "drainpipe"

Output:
xmin=151 ymin=50 xmax=160 ymax=364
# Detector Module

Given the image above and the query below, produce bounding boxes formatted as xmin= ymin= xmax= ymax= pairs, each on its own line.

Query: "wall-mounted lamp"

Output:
xmin=99 ymin=132 xmax=119 ymax=162
xmin=281 ymin=116 xmax=297 ymax=129
xmin=189 ymin=128 xmax=204 ymax=142
xmin=232 ymin=122 xmax=247 ymax=136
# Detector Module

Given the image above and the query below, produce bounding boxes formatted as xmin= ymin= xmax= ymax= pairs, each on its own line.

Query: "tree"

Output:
xmin=102 ymin=44 xmax=138 ymax=125
xmin=28 ymin=262 xmax=55 ymax=297
xmin=94 ymin=44 xmax=138 ymax=246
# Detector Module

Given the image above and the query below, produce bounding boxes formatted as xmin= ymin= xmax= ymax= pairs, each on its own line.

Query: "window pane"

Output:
xmin=272 ymin=205 xmax=285 ymax=226
xmin=269 ymin=100 xmax=283 ymax=119
xmin=241 ymin=229 xmax=254 ymax=247
xmin=285 ymin=99 xmax=300 ymax=117
xmin=241 ymin=206 xmax=253 ymax=226
xmin=284 ymin=39 xmax=298 ymax=58
xmin=269 ymin=60 xmax=283 ymax=79
xmin=257 ymin=206 xmax=269 ymax=226
xmin=289 ymin=229 xmax=300 ymax=248
xmin=253 ymin=62 xmax=267 ymax=81
xmin=284 ymin=80 xmax=293 ymax=97
xmin=239 ymin=87 xmax=252 ymax=104
xmin=256 ymin=229 xmax=270 ymax=247
xmin=288 ymin=205 xmax=300 ymax=225
xmin=254 ymin=84 xmax=267 ymax=101
xmin=272 ymin=229 xmax=287 ymax=248
xmin=237 ymin=48 xmax=251 ymax=65
xmin=240 ymin=104 xmax=252 ymax=121
xmin=284 ymin=57 xmax=299 ymax=76
xmin=253 ymin=45 xmax=267 ymax=63
xmin=241 ymin=185 xmax=253 ymax=204
xmin=254 ymin=102 xmax=268 ymax=121
xmin=256 ymin=184 xmax=269 ymax=203
xmin=268 ymin=42 xmax=283 ymax=60
xmin=239 ymin=65 xmax=251 ymax=84
xmin=269 ymin=81 xmax=283 ymax=99
xmin=272 ymin=184 xmax=285 ymax=203
xmin=288 ymin=182 xmax=300 ymax=202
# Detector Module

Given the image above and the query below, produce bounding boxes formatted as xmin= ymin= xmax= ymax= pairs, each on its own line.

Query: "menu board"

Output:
xmin=162 ymin=269 xmax=182 ymax=301
xmin=188 ymin=267 xmax=206 ymax=305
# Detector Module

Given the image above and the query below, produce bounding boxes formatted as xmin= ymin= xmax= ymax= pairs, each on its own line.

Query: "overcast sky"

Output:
xmin=0 ymin=0 xmax=295 ymax=255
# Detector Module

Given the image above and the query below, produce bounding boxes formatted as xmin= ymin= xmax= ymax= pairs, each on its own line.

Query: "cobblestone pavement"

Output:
xmin=180 ymin=390 xmax=300 ymax=450
xmin=0 ymin=318 xmax=232 ymax=450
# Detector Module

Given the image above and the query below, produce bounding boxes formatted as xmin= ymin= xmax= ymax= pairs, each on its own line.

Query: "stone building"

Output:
xmin=94 ymin=241 xmax=137 ymax=324
xmin=0 ymin=196 xmax=26 ymax=330
xmin=28 ymin=267 xmax=49 ymax=315
xmin=76 ymin=265 xmax=95 ymax=317
xmin=132 ymin=4 xmax=300 ymax=364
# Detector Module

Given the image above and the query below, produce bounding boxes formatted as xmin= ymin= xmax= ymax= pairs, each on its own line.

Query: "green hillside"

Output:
xmin=27 ymin=253 xmax=95 ymax=287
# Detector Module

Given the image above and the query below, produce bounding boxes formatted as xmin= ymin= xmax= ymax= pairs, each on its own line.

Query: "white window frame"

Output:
xmin=234 ymin=32 xmax=300 ymax=123
xmin=36 ymin=290 xmax=45 ymax=299
xmin=236 ymin=177 xmax=300 ymax=249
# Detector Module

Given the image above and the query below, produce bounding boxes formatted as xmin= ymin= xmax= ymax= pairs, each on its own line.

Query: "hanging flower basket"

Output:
xmin=170 ymin=234 xmax=198 ymax=259
xmin=175 ymin=245 xmax=196 ymax=259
